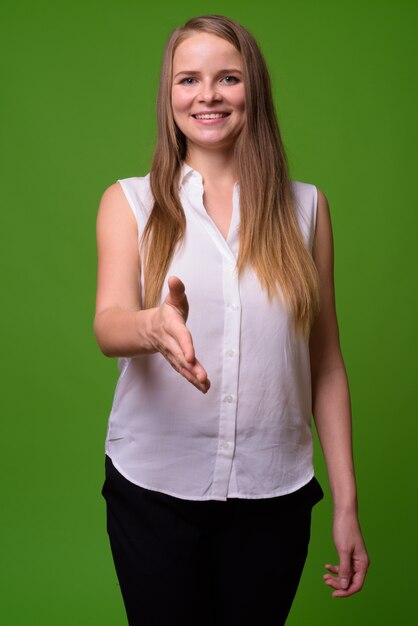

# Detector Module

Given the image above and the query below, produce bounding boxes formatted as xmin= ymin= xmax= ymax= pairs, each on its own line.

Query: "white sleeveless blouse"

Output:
xmin=104 ymin=163 xmax=318 ymax=501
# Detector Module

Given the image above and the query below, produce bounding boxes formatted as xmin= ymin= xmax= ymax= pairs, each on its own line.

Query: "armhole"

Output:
xmin=291 ymin=180 xmax=318 ymax=254
xmin=116 ymin=179 xmax=144 ymax=244
xmin=116 ymin=178 xmax=149 ymax=307
xmin=311 ymin=185 xmax=318 ymax=253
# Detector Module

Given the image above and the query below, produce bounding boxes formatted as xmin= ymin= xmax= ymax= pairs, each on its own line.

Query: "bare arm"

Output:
xmin=93 ymin=182 xmax=210 ymax=393
xmin=310 ymin=189 xmax=369 ymax=597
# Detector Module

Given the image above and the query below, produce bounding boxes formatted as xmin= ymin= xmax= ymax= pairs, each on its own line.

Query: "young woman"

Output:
xmin=94 ymin=14 xmax=369 ymax=626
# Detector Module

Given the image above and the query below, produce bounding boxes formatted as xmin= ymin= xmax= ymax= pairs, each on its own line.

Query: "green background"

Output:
xmin=1 ymin=0 xmax=417 ymax=624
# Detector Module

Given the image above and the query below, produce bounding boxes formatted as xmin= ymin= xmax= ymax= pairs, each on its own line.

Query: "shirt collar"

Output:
xmin=179 ymin=162 xmax=200 ymax=189
xmin=178 ymin=162 xmax=239 ymax=191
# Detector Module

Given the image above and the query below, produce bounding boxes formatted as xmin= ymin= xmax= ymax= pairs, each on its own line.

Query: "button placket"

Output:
xmin=181 ymin=171 xmax=242 ymax=501
xmin=181 ymin=178 xmax=238 ymax=267
xmin=211 ymin=255 xmax=241 ymax=499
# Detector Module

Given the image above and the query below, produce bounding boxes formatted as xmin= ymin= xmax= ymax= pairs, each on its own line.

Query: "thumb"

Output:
xmin=165 ymin=276 xmax=189 ymax=320
xmin=338 ymin=551 xmax=352 ymax=589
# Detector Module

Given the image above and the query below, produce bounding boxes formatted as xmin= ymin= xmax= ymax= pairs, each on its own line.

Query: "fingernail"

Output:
xmin=340 ymin=578 xmax=349 ymax=588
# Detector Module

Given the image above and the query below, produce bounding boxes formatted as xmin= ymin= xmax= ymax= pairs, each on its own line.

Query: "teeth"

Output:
xmin=194 ymin=113 xmax=228 ymax=119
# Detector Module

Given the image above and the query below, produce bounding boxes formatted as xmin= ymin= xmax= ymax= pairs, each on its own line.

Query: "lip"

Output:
xmin=192 ymin=111 xmax=230 ymax=116
xmin=191 ymin=111 xmax=231 ymax=124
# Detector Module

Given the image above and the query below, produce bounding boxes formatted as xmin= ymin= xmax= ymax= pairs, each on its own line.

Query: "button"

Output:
xmin=228 ymin=303 xmax=239 ymax=311
xmin=220 ymin=441 xmax=230 ymax=450
xmin=224 ymin=394 xmax=234 ymax=403
xmin=226 ymin=350 xmax=234 ymax=358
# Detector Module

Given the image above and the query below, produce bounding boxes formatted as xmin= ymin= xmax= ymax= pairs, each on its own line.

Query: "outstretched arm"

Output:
xmin=93 ymin=182 xmax=210 ymax=393
xmin=309 ymin=188 xmax=370 ymax=597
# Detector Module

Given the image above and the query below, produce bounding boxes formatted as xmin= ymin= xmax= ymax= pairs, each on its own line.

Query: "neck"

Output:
xmin=185 ymin=146 xmax=237 ymax=186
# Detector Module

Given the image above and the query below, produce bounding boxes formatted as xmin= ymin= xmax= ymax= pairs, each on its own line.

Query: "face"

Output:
xmin=171 ymin=32 xmax=246 ymax=156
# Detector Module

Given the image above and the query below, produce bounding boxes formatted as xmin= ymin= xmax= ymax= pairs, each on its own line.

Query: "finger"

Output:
xmin=192 ymin=358 xmax=209 ymax=383
xmin=178 ymin=363 xmax=210 ymax=393
xmin=324 ymin=577 xmax=340 ymax=590
xmin=323 ymin=573 xmax=339 ymax=583
xmin=332 ymin=579 xmax=362 ymax=598
xmin=165 ymin=276 xmax=189 ymax=319
xmin=178 ymin=362 xmax=211 ymax=393
xmin=326 ymin=566 xmax=366 ymax=598
xmin=162 ymin=335 xmax=197 ymax=376
xmin=337 ymin=550 xmax=353 ymax=590
xmin=162 ymin=329 xmax=206 ymax=381
xmin=324 ymin=575 xmax=354 ymax=597
xmin=167 ymin=321 xmax=196 ymax=363
xmin=161 ymin=337 xmax=210 ymax=393
xmin=332 ymin=589 xmax=352 ymax=598
xmin=161 ymin=346 xmax=205 ymax=392
xmin=324 ymin=564 xmax=339 ymax=574
xmin=167 ymin=275 xmax=185 ymax=299
xmin=339 ymin=559 xmax=368 ymax=595
xmin=180 ymin=358 xmax=210 ymax=392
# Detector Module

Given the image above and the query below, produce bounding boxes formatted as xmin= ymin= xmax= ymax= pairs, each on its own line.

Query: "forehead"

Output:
xmin=172 ymin=32 xmax=242 ymax=70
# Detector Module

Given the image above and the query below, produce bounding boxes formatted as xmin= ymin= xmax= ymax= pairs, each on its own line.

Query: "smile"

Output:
xmin=192 ymin=113 xmax=230 ymax=119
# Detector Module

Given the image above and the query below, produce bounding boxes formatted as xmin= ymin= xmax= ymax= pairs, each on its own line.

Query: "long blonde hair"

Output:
xmin=141 ymin=15 xmax=320 ymax=334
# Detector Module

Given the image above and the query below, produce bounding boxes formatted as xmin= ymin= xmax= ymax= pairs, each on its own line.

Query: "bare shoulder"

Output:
xmin=314 ymin=188 xmax=333 ymax=240
xmin=99 ymin=181 xmax=125 ymax=205
xmin=312 ymin=187 xmax=334 ymax=273
xmin=316 ymin=188 xmax=331 ymax=223
xmin=95 ymin=182 xmax=141 ymax=316
xmin=98 ymin=182 xmax=136 ymax=222
xmin=96 ymin=181 xmax=138 ymax=241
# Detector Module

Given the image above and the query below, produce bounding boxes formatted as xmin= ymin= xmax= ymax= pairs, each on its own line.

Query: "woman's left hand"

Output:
xmin=323 ymin=510 xmax=370 ymax=597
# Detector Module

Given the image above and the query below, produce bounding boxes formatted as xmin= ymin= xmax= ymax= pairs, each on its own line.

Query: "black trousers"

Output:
xmin=101 ymin=455 xmax=323 ymax=626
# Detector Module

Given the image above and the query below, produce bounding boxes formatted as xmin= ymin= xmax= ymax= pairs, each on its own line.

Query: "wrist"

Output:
xmin=329 ymin=472 xmax=358 ymax=515
xmin=135 ymin=308 xmax=159 ymax=353
xmin=333 ymin=499 xmax=358 ymax=517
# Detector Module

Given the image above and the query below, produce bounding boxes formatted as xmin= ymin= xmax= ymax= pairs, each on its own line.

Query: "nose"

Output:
xmin=198 ymin=81 xmax=222 ymax=103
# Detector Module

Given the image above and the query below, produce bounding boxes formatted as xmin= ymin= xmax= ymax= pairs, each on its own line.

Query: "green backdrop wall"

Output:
xmin=1 ymin=0 xmax=417 ymax=624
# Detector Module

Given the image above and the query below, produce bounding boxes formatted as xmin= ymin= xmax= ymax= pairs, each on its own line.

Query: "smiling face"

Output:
xmin=171 ymin=32 xmax=246 ymax=158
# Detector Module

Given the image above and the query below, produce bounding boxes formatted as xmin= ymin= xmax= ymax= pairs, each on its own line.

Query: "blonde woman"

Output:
xmin=94 ymin=14 xmax=369 ymax=626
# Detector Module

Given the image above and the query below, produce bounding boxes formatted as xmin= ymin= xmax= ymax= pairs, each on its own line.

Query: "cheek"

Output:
xmin=225 ymin=85 xmax=246 ymax=114
xmin=171 ymin=89 xmax=192 ymax=114
xmin=235 ymin=87 xmax=246 ymax=112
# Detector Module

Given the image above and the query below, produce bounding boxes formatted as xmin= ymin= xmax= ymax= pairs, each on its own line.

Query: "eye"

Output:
xmin=180 ymin=77 xmax=197 ymax=86
xmin=221 ymin=75 xmax=240 ymax=85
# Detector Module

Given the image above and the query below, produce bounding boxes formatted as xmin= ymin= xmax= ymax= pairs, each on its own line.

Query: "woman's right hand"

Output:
xmin=149 ymin=276 xmax=210 ymax=393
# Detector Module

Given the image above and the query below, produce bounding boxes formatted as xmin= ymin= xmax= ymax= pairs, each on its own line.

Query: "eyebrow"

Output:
xmin=174 ymin=68 xmax=243 ymax=78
